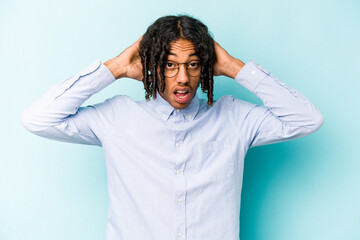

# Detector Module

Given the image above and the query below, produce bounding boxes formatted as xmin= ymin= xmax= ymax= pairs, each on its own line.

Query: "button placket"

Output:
xmin=174 ymin=131 xmax=185 ymax=176
xmin=173 ymin=130 xmax=186 ymax=239
xmin=174 ymin=176 xmax=186 ymax=239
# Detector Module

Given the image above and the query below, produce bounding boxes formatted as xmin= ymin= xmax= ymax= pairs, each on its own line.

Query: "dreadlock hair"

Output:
xmin=139 ymin=15 xmax=216 ymax=106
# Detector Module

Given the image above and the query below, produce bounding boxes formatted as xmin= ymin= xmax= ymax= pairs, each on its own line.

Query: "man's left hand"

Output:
xmin=213 ymin=41 xmax=245 ymax=79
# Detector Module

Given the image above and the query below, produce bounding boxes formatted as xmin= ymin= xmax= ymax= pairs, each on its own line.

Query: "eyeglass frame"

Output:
xmin=160 ymin=60 xmax=202 ymax=78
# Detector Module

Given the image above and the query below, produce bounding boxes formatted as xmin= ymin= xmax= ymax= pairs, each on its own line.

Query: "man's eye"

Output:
xmin=188 ymin=62 xmax=200 ymax=68
xmin=166 ymin=62 xmax=175 ymax=68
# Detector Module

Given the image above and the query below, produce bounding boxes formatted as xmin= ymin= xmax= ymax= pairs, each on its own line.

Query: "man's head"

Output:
xmin=139 ymin=15 xmax=216 ymax=108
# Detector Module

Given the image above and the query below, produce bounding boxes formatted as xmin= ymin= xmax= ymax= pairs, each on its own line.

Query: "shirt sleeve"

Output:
xmin=21 ymin=60 xmax=117 ymax=146
xmin=231 ymin=60 xmax=324 ymax=148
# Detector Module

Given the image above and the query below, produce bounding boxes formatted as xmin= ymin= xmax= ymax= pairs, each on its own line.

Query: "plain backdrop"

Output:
xmin=1 ymin=0 xmax=359 ymax=239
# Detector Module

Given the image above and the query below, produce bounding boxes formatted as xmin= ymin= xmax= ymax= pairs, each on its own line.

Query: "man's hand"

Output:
xmin=213 ymin=41 xmax=245 ymax=79
xmin=104 ymin=36 xmax=143 ymax=81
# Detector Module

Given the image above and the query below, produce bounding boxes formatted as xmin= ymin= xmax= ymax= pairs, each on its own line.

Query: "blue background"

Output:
xmin=1 ymin=0 xmax=359 ymax=239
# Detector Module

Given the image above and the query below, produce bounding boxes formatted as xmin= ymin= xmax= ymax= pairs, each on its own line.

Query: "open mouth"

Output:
xmin=174 ymin=89 xmax=191 ymax=104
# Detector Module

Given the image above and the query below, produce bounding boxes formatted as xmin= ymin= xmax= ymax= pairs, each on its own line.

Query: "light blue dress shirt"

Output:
xmin=21 ymin=60 xmax=323 ymax=240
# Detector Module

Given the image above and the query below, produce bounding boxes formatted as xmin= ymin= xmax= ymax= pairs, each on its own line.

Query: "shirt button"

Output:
xmin=176 ymin=109 xmax=180 ymax=112
xmin=177 ymin=198 xmax=182 ymax=203
xmin=176 ymin=142 xmax=180 ymax=147
xmin=176 ymin=170 xmax=180 ymax=175
xmin=178 ymin=233 xmax=182 ymax=237
xmin=251 ymin=70 xmax=256 ymax=75
xmin=188 ymin=114 xmax=192 ymax=119
xmin=96 ymin=72 xmax=101 ymax=77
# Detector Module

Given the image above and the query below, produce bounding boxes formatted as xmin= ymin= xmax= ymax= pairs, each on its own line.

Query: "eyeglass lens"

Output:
xmin=163 ymin=61 xmax=201 ymax=77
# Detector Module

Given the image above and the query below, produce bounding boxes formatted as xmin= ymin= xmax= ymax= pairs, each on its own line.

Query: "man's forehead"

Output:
xmin=168 ymin=52 xmax=198 ymax=57
xmin=169 ymin=39 xmax=196 ymax=53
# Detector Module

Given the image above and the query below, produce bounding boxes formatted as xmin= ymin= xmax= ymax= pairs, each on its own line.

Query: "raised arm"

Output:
xmin=21 ymin=37 xmax=143 ymax=146
xmin=104 ymin=36 xmax=143 ymax=80
xmin=213 ymin=41 xmax=324 ymax=147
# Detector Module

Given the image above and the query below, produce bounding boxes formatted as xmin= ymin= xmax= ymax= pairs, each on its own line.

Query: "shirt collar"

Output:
xmin=152 ymin=92 xmax=200 ymax=122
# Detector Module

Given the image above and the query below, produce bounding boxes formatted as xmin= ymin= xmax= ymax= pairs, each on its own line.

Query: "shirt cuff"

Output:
xmin=234 ymin=60 xmax=270 ymax=92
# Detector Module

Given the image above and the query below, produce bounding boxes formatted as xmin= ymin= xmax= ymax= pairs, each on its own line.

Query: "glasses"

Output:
xmin=161 ymin=61 xmax=202 ymax=78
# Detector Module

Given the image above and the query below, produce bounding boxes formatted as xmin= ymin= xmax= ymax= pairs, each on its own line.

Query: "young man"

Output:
xmin=22 ymin=15 xmax=323 ymax=240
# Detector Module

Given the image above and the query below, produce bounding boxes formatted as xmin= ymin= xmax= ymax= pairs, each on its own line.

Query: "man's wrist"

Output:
xmin=228 ymin=59 xmax=245 ymax=79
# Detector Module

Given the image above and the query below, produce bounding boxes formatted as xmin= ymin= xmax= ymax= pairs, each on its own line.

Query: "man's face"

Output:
xmin=158 ymin=39 xmax=201 ymax=109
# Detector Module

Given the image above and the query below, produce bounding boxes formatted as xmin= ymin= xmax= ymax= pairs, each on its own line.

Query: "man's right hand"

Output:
xmin=104 ymin=36 xmax=143 ymax=81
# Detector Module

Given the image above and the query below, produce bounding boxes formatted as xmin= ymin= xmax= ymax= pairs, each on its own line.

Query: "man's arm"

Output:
xmin=213 ymin=41 xmax=323 ymax=147
xmin=21 ymin=37 xmax=143 ymax=145
xmin=104 ymin=36 xmax=143 ymax=80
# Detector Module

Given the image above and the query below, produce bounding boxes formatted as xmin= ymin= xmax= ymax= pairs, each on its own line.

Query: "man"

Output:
xmin=22 ymin=15 xmax=323 ymax=240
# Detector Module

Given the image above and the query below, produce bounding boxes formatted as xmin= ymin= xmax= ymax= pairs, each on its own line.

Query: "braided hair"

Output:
xmin=139 ymin=15 xmax=216 ymax=106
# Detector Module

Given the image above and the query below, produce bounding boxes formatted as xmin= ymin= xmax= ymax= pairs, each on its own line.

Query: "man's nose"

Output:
xmin=176 ymin=65 xmax=190 ymax=83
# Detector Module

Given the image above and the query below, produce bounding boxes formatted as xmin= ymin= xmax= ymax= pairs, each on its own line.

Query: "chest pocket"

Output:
xmin=186 ymin=139 xmax=235 ymax=181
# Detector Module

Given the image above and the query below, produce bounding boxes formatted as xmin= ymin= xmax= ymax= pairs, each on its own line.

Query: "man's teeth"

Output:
xmin=175 ymin=91 xmax=188 ymax=99
xmin=175 ymin=90 xmax=189 ymax=99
